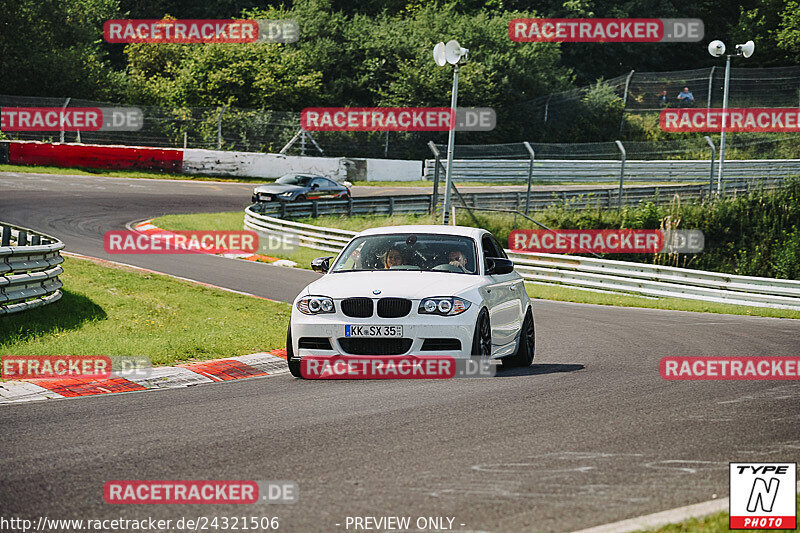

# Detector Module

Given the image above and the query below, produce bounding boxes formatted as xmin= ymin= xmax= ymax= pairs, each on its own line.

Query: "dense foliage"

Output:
xmin=472 ymin=179 xmax=800 ymax=279
xmin=3 ymin=0 xmax=799 ymax=121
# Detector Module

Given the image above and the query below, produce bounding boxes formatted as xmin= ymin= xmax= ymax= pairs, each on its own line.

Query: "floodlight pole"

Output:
xmin=442 ymin=64 xmax=459 ymax=225
xmin=717 ymin=54 xmax=731 ymax=194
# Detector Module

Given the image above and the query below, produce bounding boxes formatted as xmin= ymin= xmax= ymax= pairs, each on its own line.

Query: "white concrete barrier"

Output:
xmin=362 ymin=158 xmax=422 ymax=181
xmin=182 ymin=149 xmax=423 ymax=182
xmin=182 ymin=149 xmax=347 ymax=180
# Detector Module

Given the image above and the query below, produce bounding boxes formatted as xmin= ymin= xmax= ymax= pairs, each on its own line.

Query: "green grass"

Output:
xmin=638 ymin=494 xmax=800 ymax=533
xmin=152 ymin=211 xmax=329 ymax=269
xmin=351 ymin=179 xmax=696 ymax=187
xmin=0 ymin=256 xmax=290 ymax=365
xmin=525 ymin=283 xmax=800 ymax=319
xmin=152 ymin=210 xmax=800 ymax=319
xmin=0 ymin=163 xmax=270 ymax=183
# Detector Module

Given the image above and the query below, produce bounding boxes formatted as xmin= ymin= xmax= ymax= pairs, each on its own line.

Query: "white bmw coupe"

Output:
xmin=286 ymin=225 xmax=534 ymax=377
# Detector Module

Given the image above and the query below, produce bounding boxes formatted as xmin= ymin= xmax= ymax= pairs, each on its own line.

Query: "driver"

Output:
xmin=448 ymin=250 xmax=471 ymax=272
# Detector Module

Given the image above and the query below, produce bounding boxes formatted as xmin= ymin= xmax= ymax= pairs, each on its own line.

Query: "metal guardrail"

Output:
xmin=243 ymin=207 xmax=800 ymax=311
xmin=0 ymin=223 xmax=65 ymax=315
xmin=248 ymin=179 xmax=786 ymax=219
xmin=422 ymin=158 xmax=800 ymax=183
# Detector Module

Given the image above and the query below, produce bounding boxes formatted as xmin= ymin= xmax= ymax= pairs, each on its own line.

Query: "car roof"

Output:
xmin=356 ymin=225 xmax=487 ymax=239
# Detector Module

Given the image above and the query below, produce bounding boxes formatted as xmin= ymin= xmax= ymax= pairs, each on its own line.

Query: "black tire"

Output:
xmin=502 ymin=308 xmax=535 ymax=368
xmin=470 ymin=308 xmax=492 ymax=358
xmin=286 ymin=327 xmax=303 ymax=378
xmin=295 ymin=194 xmax=306 ymax=202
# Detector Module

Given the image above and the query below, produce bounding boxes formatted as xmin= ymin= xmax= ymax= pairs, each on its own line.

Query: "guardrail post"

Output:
xmin=17 ymin=230 xmax=27 ymax=246
xmin=618 ymin=70 xmax=635 ymax=136
xmin=280 ymin=202 xmax=287 ymax=218
xmin=523 ymin=141 xmax=535 ymax=215
xmin=347 ymin=197 xmax=353 ymax=216
xmin=31 ymin=235 xmax=41 ymax=245
xmin=311 ymin=200 xmax=318 ymax=218
xmin=217 ymin=105 xmax=228 ymax=149
xmin=1 ymin=225 xmax=10 ymax=246
xmin=60 ymin=97 xmax=70 ymax=143
xmin=388 ymin=196 xmax=395 ymax=216
xmin=615 ymin=140 xmax=626 ymax=210
xmin=703 ymin=136 xmax=716 ymax=197
xmin=428 ymin=141 xmax=441 ymax=214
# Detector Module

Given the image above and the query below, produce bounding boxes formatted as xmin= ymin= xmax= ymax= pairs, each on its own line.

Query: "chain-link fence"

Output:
xmin=2 ymin=64 xmax=799 ymax=160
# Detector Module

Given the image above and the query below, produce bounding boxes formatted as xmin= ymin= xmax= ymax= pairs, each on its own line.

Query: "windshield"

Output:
xmin=331 ymin=233 xmax=478 ymax=274
xmin=275 ymin=174 xmax=313 ymax=186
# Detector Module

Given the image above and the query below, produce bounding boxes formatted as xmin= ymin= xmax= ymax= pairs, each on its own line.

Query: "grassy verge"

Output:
xmin=152 ymin=211 xmax=327 ymax=269
xmin=0 ymin=163 xmax=269 ymax=183
xmin=526 ymin=283 xmax=800 ymax=319
xmin=152 ymin=210 xmax=800 ymax=319
xmin=352 ymin=179 xmax=696 ymax=187
xmin=0 ymin=256 xmax=289 ymax=365
xmin=639 ymin=494 xmax=800 ymax=533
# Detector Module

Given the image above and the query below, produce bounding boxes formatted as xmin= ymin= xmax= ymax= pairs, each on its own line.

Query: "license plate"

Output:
xmin=260 ymin=194 xmax=273 ymax=201
xmin=345 ymin=325 xmax=403 ymax=337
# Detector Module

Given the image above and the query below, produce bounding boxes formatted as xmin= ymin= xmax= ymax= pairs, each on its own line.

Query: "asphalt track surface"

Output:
xmin=2 ymin=171 xmax=799 ymax=532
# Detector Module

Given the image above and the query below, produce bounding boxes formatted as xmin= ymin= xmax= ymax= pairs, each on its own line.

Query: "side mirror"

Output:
xmin=311 ymin=256 xmax=333 ymax=273
xmin=485 ymin=257 xmax=514 ymax=275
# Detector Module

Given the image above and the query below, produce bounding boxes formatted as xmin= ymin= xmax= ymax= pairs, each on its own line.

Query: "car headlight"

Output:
xmin=278 ymin=192 xmax=294 ymax=198
xmin=418 ymin=297 xmax=471 ymax=316
xmin=297 ymin=296 xmax=335 ymax=315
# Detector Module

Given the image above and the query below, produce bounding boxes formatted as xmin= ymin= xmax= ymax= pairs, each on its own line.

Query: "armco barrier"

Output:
xmin=0 ymin=223 xmax=65 ymax=315
xmin=247 ymin=179 xmax=785 ymax=219
xmin=423 ymin=158 xmax=800 ymax=183
xmin=244 ymin=207 xmax=800 ymax=311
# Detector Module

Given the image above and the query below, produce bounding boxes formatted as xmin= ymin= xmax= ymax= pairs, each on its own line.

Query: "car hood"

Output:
xmin=302 ymin=271 xmax=484 ymax=300
xmin=253 ymin=184 xmax=304 ymax=194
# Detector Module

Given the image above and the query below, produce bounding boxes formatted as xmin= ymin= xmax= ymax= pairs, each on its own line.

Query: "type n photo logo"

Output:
xmin=730 ymin=463 xmax=797 ymax=529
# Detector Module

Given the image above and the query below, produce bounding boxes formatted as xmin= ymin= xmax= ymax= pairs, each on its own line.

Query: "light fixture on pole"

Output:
xmin=433 ymin=39 xmax=469 ymax=224
xmin=707 ymin=38 xmax=754 ymax=194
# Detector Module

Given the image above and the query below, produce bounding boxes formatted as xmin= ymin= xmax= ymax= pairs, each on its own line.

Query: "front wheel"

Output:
xmin=470 ymin=308 xmax=492 ymax=358
xmin=286 ymin=327 xmax=303 ymax=378
xmin=501 ymin=308 xmax=535 ymax=368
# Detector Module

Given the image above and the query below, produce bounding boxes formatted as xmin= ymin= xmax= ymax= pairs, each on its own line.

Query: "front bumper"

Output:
xmin=289 ymin=304 xmax=480 ymax=359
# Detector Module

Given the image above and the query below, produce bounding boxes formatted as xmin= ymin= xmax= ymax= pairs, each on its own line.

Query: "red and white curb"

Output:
xmin=0 ymin=349 xmax=289 ymax=405
xmin=131 ymin=219 xmax=298 ymax=268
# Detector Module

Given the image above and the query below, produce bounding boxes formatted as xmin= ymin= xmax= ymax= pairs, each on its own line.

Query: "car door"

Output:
xmin=481 ymin=234 xmax=521 ymax=349
xmin=320 ymin=178 xmax=345 ymax=199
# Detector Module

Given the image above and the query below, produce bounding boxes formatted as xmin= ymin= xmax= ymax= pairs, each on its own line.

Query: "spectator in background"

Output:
xmin=658 ymin=90 xmax=669 ymax=107
xmin=677 ymin=87 xmax=695 ymax=107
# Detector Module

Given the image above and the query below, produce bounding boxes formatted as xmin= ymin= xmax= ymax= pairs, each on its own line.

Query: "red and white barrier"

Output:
xmin=0 ymin=140 xmax=423 ymax=181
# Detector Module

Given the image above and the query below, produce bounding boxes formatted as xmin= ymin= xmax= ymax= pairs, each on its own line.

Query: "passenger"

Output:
xmin=383 ymin=247 xmax=404 ymax=269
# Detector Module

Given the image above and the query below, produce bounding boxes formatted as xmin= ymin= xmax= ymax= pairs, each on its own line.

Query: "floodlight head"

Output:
xmin=433 ymin=42 xmax=446 ymax=67
xmin=444 ymin=39 xmax=468 ymax=65
xmin=708 ymin=40 xmax=726 ymax=57
xmin=737 ymin=40 xmax=755 ymax=58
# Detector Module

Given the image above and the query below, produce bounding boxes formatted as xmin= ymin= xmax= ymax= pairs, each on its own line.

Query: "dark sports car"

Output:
xmin=251 ymin=174 xmax=351 ymax=203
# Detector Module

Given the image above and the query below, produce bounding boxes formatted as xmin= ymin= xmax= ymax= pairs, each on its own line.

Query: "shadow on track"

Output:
xmin=496 ymin=363 xmax=585 ymax=377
